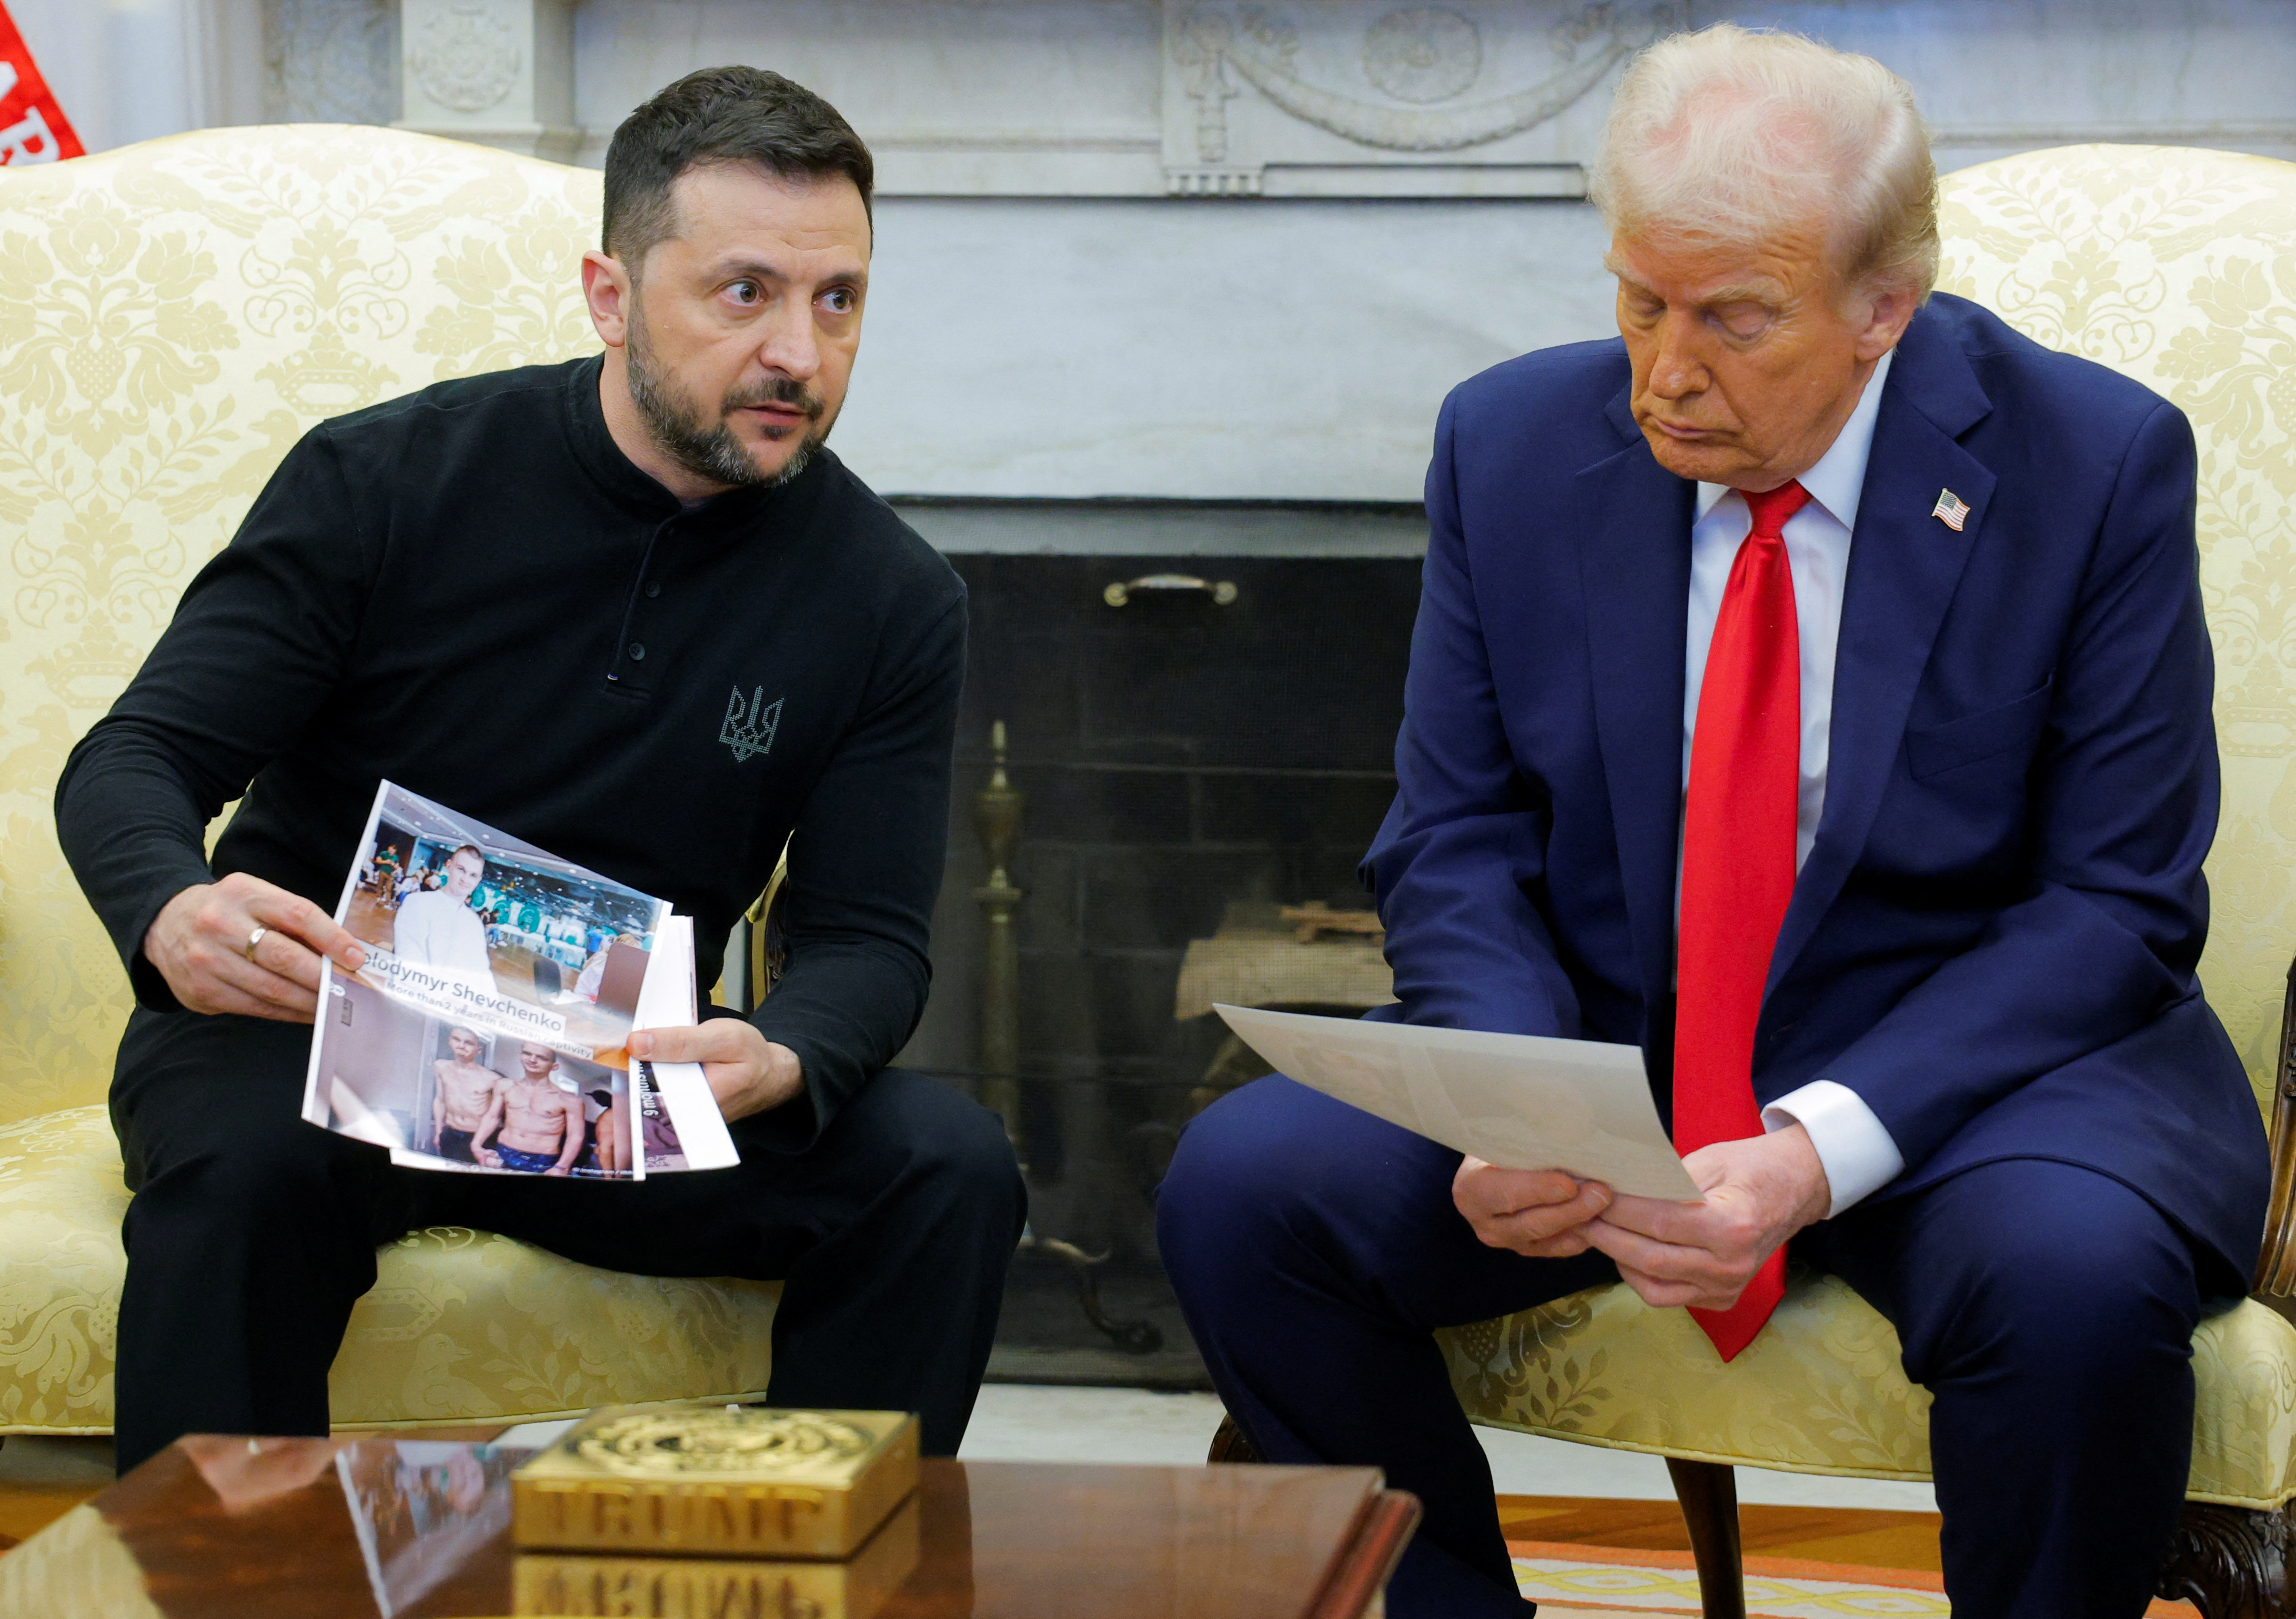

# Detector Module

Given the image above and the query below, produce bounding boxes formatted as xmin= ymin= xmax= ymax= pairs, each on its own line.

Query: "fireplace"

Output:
xmin=882 ymin=499 xmax=1425 ymax=1385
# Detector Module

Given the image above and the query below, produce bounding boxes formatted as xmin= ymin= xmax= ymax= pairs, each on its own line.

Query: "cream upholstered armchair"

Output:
xmin=1204 ymin=146 xmax=2296 ymax=1618
xmin=0 ymin=126 xmax=782 ymax=1437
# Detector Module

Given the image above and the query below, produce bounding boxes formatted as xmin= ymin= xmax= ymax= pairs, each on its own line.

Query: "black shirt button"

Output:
xmin=645 ymin=582 xmax=662 ymax=599
xmin=628 ymin=642 xmax=646 ymax=661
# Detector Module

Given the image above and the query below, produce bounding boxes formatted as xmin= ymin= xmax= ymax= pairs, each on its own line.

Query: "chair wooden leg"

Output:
xmin=1666 ymin=1457 xmax=1746 ymax=1619
xmin=2157 ymin=1501 xmax=2296 ymax=1617
xmin=1214 ymin=1414 xmax=1759 ymax=1618
xmin=1208 ymin=1411 xmax=1264 ymax=1464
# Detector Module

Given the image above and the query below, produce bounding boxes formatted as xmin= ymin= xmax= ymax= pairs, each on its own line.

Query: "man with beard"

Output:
xmin=56 ymin=67 xmax=1025 ymax=1471
xmin=428 ymin=1025 xmax=503 ymax=1164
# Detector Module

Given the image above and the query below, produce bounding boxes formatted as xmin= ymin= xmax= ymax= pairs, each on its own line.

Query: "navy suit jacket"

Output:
xmin=1363 ymin=293 xmax=2270 ymax=1284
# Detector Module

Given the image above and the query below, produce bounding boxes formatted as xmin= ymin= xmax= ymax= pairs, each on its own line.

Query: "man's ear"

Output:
xmin=582 ymin=249 xmax=633 ymax=349
xmin=1855 ymin=277 xmax=1922 ymax=363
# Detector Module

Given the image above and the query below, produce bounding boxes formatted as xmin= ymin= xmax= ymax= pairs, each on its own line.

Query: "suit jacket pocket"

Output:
xmin=1905 ymin=681 xmax=2052 ymax=782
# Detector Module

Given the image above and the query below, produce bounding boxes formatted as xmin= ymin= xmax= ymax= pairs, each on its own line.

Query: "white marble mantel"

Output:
xmin=354 ymin=0 xmax=2296 ymax=502
xmin=147 ymin=2 xmax=2288 ymax=502
xmin=392 ymin=1 xmax=2296 ymax=196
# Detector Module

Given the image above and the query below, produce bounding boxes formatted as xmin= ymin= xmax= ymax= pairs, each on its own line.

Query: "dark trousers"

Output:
xmin=110 ymin=1008 xmax=1026 ymax=1473
xmin=1157 ymin=1076 xmax=2220 ymax=1619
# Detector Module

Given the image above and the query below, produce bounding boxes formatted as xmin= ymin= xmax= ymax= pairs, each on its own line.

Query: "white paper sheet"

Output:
xmin=630 ymin=916 xmax=740 ymax=1172
xmin=1213 ymin=1004 xmax=1702 ymax=1200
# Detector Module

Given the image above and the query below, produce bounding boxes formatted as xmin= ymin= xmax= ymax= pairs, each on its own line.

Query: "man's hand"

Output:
xmin=1454 ymin=1158 xmax=1614 ymax=1258
xmin=476 ymin=1147 xmax=502 ymax=1169
xmin=1588 ymin=1124 xmax=1831 ymax=1311
xmin=144 ymin=873 xmax=369 ymax=1022
xmin=628 ymin=1020 xmax=804 ymax=1123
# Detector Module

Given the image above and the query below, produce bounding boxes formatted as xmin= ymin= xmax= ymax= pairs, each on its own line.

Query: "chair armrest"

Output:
xmin=746 ymin=840 xmax=793 ymax=1005
xmin=2251 ymin=959 xmax=2296 ymax=1297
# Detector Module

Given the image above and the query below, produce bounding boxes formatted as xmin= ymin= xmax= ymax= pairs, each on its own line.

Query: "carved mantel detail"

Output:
xmin=1163 ymin=0 xmax=1681 ymax=197
xmin=410 ymin=3 xmax=523 ymax=115
xmin=394 ymin=0 xmax=580 ymax=163
xmin=342 ymin=2 xmax=2296 ymax=198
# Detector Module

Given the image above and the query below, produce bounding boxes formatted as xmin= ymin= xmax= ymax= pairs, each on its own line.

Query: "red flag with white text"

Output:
xmin=0 ymin=1 xmax=83 ymax=166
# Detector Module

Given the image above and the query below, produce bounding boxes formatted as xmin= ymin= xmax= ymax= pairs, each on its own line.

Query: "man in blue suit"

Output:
xmin=1159 ymin=25 xmax=2269 ymax=1619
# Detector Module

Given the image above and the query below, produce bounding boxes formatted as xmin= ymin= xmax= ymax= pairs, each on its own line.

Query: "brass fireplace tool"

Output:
xmin=972 ymin=720 xmax=1161 ymax=1356
xmin=972 ymin=720 xmax=1025 ymax=1150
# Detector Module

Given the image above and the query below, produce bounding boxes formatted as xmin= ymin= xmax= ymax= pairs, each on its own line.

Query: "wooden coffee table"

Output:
xmin=0 ymin=1430 xmax=1418 ymax=1617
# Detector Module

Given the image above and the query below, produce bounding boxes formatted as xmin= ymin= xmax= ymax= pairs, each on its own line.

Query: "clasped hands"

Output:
xmin=1454 ymin=1124 xmax=1832 ymax=1311
xmin=146 ymin=873 xmax=804 ymax=1123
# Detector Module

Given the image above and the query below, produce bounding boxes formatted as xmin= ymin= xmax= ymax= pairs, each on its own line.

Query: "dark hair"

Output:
xmin=602 ymin=66 xmax=873 ymax=269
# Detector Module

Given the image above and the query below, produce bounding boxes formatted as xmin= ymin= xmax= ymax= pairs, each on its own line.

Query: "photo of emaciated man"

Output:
xmin=427 ymin=1025 xmax=502 ymax=1165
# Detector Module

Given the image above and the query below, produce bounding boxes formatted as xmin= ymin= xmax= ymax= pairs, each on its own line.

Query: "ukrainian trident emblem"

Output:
xmin=720 ymin=687 xmax=783 ymax=763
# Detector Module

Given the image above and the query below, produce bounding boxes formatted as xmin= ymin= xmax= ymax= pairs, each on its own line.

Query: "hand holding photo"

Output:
xmin=304 ymin=782 xmax=734 ymax=1179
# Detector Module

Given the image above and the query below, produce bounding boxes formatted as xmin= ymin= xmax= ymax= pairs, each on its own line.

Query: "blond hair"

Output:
xmin=1588 ymin=24 xmax=1937 ymax=300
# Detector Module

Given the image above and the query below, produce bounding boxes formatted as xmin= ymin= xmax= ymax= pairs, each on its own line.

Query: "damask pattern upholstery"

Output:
xmin=1446 ymin=145 xmax=2296 ymax=1510
xmin=1444 ymin=1273 xmax=2296 ymax=1510
xmin=0 ymin=125 xmax=781 ymax=1433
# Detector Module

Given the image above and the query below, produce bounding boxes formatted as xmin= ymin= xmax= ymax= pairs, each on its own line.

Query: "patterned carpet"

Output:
xmin=1510 ymin=1541 xmax=2202 ymax=1617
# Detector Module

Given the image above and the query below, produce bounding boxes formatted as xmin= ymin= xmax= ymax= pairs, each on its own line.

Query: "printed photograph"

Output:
xmin=635 ymin=1061 xmax=688 ymax=1172
xmin=343 ymin=784 xmax=663 ymax=1048
xmin=310 ymin=975 xmax=637 ymax=1180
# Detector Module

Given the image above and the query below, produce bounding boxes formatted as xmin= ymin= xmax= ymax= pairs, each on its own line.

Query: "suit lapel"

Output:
xmin=1578 ymin=400 xmax=1696 ymax=1014
xmin=1765 ymin=312 xmax=1996 ymax=995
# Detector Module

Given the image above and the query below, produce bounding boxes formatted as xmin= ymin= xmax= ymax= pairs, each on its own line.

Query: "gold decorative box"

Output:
xmin=511 ymin=1405 xmax=920 ymax=1558
xmin=513 ymin=1494 xmax=922 ymax=1618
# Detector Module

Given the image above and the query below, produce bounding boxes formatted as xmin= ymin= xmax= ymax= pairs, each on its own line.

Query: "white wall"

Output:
xmin=450 ymin=0 xmax=2296 ymax=500
xmin=540 ymin=0 xmax=2296 ymax=499
xmin=840 ymin=195 xmax=1615 ymax=500
xmin=24 ymin=0 xmax=2296 ymax=502
xmin=8 ymin=0 xmax=263 ymax=153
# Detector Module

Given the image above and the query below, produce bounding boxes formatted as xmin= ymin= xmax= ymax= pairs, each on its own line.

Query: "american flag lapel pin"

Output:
xmin=1931 ymin=488 xmax=1970 ymax=531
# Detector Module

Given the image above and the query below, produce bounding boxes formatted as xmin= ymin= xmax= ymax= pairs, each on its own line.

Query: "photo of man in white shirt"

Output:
xmin=389 ymin=844 xmax=493 ymax=979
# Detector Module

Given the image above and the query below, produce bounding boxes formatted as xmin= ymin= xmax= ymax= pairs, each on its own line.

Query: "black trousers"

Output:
xmin=1160 ymin=1076 xmax=2226 ymax=1619
xmin=109 ymin=1007 xmax=1026 ymax=1473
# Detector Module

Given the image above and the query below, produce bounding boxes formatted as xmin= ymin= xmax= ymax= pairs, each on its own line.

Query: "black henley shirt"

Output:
xmin=56 ymin=355 xmax=965 ymax=1151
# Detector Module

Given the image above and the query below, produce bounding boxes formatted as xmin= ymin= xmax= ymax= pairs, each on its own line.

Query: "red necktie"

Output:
xmin=1674 ymin=479 xmax=1810 ymax=1360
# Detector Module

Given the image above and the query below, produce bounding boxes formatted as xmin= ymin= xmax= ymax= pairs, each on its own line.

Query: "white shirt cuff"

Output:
xmin=1761 ymin=1079 xmax=1904 ymax=1218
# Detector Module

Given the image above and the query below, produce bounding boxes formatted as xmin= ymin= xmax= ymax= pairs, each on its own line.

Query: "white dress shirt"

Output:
xmin=1683 ymin=348 xmax=1904 ymax=1217
xmin=392 ymin=888 xmax=496 ymax=979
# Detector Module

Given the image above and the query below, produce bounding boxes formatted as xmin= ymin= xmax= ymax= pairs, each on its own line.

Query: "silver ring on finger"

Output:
xmin=245 ymin=926 xmax=267 ymax=962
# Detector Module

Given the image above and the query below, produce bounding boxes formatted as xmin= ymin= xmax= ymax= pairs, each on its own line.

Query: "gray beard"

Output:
xmin=625 ymin=310 xmax=825 ymax=491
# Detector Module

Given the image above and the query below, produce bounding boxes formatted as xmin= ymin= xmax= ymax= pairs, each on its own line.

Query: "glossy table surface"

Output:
xmin=0 ymin=1432 xmax=1418 ymax=1617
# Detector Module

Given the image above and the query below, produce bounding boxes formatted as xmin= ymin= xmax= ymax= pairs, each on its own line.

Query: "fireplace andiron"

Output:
xmin=974 ymin=720 xmax=1162 ymax=1355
